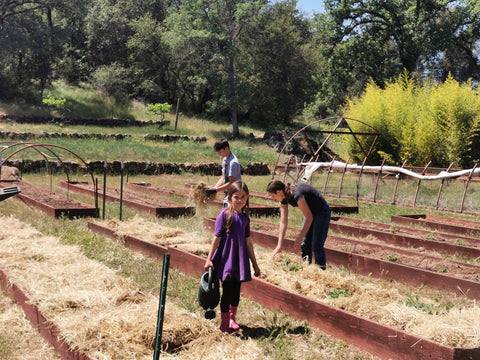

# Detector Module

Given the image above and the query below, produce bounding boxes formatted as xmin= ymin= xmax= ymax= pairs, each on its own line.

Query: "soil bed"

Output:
xmin=1 ymin=180 xmax=97 ymax=218
xmin=62 ymin=181 xmax=195 ymax=218
xmin=391 ymin=214 xmax=480 ymax=238
xmin=334 ymin=216 xmax=480 ymax=248
xmin=251 ymin=219 xmax=480 ymax=282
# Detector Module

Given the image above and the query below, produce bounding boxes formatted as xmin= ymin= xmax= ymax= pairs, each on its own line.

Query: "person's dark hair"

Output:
xmin=224 ymin=180 xmax=250 ymax=233
xmin=213 ymin=138 xmax=229 ymax=152
xmin=266 ymin=180 xmax=293 ymax=203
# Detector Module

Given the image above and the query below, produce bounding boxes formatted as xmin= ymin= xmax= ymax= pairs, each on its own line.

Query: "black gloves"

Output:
xmin=205 ymin=188 xmax=217 ymax=195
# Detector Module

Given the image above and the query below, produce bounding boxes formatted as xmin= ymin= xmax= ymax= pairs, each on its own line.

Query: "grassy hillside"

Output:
xmin=0 ymin=81 xmax=281 ymax=166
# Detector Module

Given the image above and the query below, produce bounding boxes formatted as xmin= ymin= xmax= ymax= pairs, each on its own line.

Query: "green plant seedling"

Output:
xmin=386 ymin=253 xmax=398 ymax=262
xmin=288 ymin=263 xmax=303 ymax=272
xmin=389 ymin=225 xmax=400 ymax=233
xmin=327 ymin=287 xmax=350 ymax=299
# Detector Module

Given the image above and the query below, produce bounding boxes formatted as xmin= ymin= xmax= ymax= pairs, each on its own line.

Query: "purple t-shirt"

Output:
xmin=212 ymin=208 xmax=252 ymax=282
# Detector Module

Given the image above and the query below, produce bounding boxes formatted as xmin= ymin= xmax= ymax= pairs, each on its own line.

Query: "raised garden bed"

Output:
xmin=125 ymin=182 xmax=280 ymax=217
xmin=204 ymin=217 xmax=480 ymax=300
xmin=87 ymin=219 xmax=480 ymax=360
xmin=329 ymin=217 xmax=480 ymax=262
xmin=0 ymin=215 xmax=264 ymax=360
xmin=391 ymin=214 xmax=480 ymax=238
xmin=61 ymin=181 xmax=195 ymax=218
xmin=1 ymin=180 xmax=98 ymax=218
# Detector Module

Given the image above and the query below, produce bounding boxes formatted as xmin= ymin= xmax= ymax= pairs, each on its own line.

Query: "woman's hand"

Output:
xmin=271 ymin=244 xmax=282 ymax=258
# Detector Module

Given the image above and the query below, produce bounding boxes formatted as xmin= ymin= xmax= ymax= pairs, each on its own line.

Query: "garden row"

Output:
xmin=1 ymin=179 xmax=479 ymax=359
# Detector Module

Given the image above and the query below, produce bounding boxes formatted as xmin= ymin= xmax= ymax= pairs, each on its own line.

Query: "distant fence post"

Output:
xmin=460 ymin=163 xmax=478 ymax=213
xmin=392 ymin=160 xmax=408 ymax=205
xmin=413 ymin=161 xmax=431 ymax=207
xmin=436 ymin=162 xmax=454 ymax=210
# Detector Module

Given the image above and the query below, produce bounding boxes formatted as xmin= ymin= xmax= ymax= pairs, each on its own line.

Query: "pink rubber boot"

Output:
xmin=220 ymin=312 xmax=231 ymax=333
xmin=229 ymin=305 xmax=240 ymax=331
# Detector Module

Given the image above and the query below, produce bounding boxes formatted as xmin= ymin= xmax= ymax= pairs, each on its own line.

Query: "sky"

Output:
xmin=271 ymin=0 xmax=324 ymax=17
xmin=296 ymin=0 xmax=323 ymax=16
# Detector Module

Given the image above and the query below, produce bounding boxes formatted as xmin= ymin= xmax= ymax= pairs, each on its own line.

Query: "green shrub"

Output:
xmin=342 ymin=72 xmax=480 ymax=167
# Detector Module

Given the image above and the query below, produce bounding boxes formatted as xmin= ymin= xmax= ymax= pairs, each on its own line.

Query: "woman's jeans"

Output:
xmin=301 ymin=203 xmax=331 ymax=269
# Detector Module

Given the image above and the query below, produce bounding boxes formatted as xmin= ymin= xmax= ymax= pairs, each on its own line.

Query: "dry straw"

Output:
xmin=0 ymin=293 xmax=60 ymax=359
xmin=189 ymin=182 xmax=217 ymax=208
xmin=0 ymin=215 xmax=266 ymax=359
xmin=103 ymin=216 xmax=480 ymax=349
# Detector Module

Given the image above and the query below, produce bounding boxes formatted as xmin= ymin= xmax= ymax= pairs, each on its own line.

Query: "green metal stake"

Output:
xmin=103 ymin=154 xmax=107 ymax=219
xmin=95 ymin=178 xmax=99 ymax=218
xmin=153 ymin=254 xmax=170 ymax=360
xmin=119 ymin=155 xmax=124 ymax=220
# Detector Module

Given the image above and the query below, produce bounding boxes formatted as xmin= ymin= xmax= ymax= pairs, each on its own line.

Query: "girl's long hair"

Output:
xmin=266 ymin=180 xmax=293 ymax=201
xmin=225 ymin=181 xmax=250 ymax=233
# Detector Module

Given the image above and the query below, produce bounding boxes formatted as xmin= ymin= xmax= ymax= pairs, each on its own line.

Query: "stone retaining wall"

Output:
xmin=0 ymin=131 xmax=206 ymax=142
xmin=3 ymin=159 xmax=271 ymax=176
xmin=0 ymin=131 xmax=131 ymax=140
xmin=0 ymin=114 xmax=163 ymax=127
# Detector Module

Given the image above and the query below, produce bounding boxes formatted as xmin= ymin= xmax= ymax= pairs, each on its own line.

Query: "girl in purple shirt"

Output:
xmin=204 ymin=181 xmax=260 ymax=333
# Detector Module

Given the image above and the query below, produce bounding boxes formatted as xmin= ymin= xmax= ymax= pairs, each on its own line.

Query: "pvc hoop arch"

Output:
xmin=0 ymin=142 xmax=96 ymax=187
xmin=271 ymin=117 xmax=388 ymax=181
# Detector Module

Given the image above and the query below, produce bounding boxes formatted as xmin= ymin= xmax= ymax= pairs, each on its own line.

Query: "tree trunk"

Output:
xmin=231 ymin=104 xmax=239 ymax=138
xmin=228 ymin=55 xmax=239 ymax=137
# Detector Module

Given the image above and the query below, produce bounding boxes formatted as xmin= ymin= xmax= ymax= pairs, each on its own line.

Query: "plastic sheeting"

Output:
xmin=300 ymin=160 xmax=480 ymax=182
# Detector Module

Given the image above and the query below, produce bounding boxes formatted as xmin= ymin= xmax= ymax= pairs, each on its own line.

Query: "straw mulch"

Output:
xmin=0 ymin=214 xmax=267 ymax=359
xmin=102 ymin=216 xmax=480 ymax=349
xmin=107 ymin=215 xmax=211 ymax=256
xmin=188 ymin=182 xmax=217 ymax=208
xmin=0 ymin=291 xmax=60 ymax=359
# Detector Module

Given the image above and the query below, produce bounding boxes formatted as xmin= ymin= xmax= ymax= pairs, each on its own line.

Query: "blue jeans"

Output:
xmin=301 ymin=203 xmax=331 ymax=269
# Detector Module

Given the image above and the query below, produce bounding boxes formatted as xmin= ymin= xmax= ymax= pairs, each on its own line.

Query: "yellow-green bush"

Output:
xmin=342 ymin=72 xmax=480 ymax=167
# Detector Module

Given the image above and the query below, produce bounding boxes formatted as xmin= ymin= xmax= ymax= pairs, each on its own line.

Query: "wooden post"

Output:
xmin=392 ymin=160 xmax=408 ymax=205
xmin=413 ymin=161 xmax=431 ymax=207
xmin=436 ymin=162 xmax=454 ymax=210
xmin=460 ymin=163 xmax=478 ymax=213
xmin=373 ymin=158 xmax=385 ymax=203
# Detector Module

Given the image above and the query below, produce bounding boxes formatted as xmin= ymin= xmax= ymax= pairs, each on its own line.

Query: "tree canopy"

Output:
xmin=1 ymin=0 xmax=479 ymax=145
